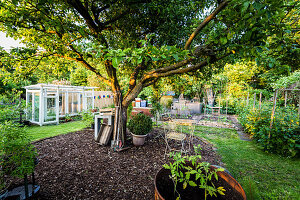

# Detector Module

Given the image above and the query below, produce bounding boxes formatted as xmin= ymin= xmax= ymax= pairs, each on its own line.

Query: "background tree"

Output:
xmin=0 ymin=0 xmax=295 ymax=146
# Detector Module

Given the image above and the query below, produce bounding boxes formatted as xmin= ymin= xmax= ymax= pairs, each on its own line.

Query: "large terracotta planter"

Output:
xmin=154 ymin=165 xmax=246 ymax=200
xmin=131 ymin=133 xmax=147 ymax=146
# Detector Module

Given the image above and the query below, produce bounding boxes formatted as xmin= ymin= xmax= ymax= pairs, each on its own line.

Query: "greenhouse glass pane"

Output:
xmin=59 ymin=93 xmax=65 ymax=115
xmin=87 ymin=97 xmax=93 ymax=109
xmin=73 ymin=93 xmax=78 ymax=113
xmin=34 ymin=94 xmax=39 ymax=122
xmin=79 ymin=94 xmax=83 ymax=111
xmin=45 ymin=97 xmax=56 ymax=122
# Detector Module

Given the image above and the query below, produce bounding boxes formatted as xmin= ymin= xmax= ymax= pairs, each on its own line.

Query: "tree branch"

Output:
xmin=147 ymin=58 xmax=194 ymax=75
xmin=184 ymin=0 xmax=229 ymax=50
xmin=103 ymin=9 xmax=132 ymax=26
xmin=67 ymin=0 xmax=100 ymax=34
xmin=125 ymin=61 xmax=146 ymax=96
xmin=143 ymin=52 xmax=231 ymax=84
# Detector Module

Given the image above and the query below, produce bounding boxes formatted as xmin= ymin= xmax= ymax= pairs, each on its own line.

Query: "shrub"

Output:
xmin=0 ymin=95 xmax=25 ymax=124
xmin=128 ymin=113 xmax=152 ymax=135
xmin=0 ymin=121 xmax=37 ymax=178
xmin=81 ymin=110 xmax=94 ymax=126
xmin=238 ymin=105 xmax=299 ymax=157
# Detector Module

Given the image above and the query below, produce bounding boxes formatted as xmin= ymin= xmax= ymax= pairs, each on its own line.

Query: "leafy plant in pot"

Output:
xmin=128 ymin=113 xmax=152 ymax=146
xmin=154 ymin=145 xmax=246 ymax=200
xmin=0 ymin=121 xmax=38 ymax=199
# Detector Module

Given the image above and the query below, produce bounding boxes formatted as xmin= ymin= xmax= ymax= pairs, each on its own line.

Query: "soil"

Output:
xmin=193 ymin=114 xmax=252 ymax=141
xmin=8 ymin=128 xmax=222 ymax=200
xmin=155 ymin=168 xmax=244 ymax=200
xmin=194 ymin=115 xmax=239 ymax=129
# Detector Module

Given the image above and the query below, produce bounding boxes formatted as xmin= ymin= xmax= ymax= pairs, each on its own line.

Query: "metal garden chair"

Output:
xmin=164 ymin=121 xmax=187 ymax=158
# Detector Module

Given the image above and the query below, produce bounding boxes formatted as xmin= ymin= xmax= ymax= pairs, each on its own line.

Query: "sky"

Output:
xmin=0 ymin=31 xmax=25 ymax=50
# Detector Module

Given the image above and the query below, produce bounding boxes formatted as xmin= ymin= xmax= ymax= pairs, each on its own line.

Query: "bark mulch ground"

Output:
xmin=26 ymin=128 xmax=221 ymax=200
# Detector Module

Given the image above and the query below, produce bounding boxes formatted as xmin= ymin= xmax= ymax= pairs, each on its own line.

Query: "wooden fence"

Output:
xmin=94 ymin=91 xmax=114 ymax=109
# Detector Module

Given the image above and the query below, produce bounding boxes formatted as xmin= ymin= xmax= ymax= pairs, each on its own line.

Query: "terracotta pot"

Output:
xmin=131 ymin=133 xmax=147 ymax=146
xmin=154 ymin=165 xmax=247 ymax=200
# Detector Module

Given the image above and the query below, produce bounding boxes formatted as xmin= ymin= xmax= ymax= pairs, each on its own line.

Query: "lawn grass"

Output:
xmin=193 ymin=125 xmax=300 ymax=200
xmin=26 ymin=121 xmax=87 ymax=141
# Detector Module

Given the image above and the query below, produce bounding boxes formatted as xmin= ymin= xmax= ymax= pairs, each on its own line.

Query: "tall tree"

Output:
xmin=0 ymin=0 xmax=295 ymax=146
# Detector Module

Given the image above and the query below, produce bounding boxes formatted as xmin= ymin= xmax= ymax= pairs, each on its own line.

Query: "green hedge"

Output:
xmin=238 ymin=105 xmax=300 ymax=157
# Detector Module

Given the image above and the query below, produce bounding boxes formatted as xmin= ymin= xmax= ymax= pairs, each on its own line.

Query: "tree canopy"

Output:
xmin=0 ymin=0 xmax=297 ymax=145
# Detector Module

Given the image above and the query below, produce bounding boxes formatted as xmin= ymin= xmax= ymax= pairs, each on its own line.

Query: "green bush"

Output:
xmin=81 ymin=110 xmax=94 ymax=126
xmin=128 ymin=113 xmax=152 ymax=135
xmin=238 ymin=105 xmax=300 ymax=157
xmin=0 ymin=95 xmax=25 ymax=124
xmin=0 ymin=121 xmax=37 ymax=179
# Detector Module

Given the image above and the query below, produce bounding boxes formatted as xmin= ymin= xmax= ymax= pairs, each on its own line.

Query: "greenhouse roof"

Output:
xmin=24 ymin=84 xmax=97 ymax=90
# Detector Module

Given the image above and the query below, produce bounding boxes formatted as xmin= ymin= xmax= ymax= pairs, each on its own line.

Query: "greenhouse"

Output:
xmin=25 ymin=84 xmax=96 ymax=126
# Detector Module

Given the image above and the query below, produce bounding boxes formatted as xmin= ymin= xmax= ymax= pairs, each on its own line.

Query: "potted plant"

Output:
xmin=0 ymin=121 xmax=38 ymax=199
xmin=154 ymin=145 xmax=246 ymax=200
xmin=128 ymin=113 xmax=152 ymax=146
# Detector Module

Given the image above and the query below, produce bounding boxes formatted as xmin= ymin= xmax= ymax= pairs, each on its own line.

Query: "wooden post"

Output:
xmin=284 ymin=90 xmax=287 ymax=107
xmin=269 ymin=90 xmax=278 ymax=138
xmin=39 ymin=86 xmax=43 ymax=126
xmin=259 ymin=92 xmax=262 ymax=110
xmin=253 ymin=93 xmax=256 ymax=109
xmin=113 ymin=106 xmax=119 ymax=144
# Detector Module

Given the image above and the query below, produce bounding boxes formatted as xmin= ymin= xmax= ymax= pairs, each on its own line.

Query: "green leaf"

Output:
xmin=220 ymin=37 xmax=227 ymax=45
xmin=189 ymin=181 xmax=197 ymax=187
xmin=242 ymin=1 xmax=250 ymax=13
xmin=253 ymin=2 xmax=264 ymax=11
xmin=186 ymin=172 xmax=190 ymax=180
xmin=137 ymin=56 xmax=143 ymax=64
xmin=179 ymin=171 xmax=183 ymax=178
xmin=163 ymin=164 xmax=170 ymax=169
xmin=214 ymin=172 xmax=218 ymax=180
xmin=112 ymin=57 xmax=118 ymax=68
xmin=12 ymin=0 xmax=18 ymax=5
xmin=172 ymin=54 xmax=179 ymax=61
xmin=183 ymin=181 xmax=187 ymax=189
